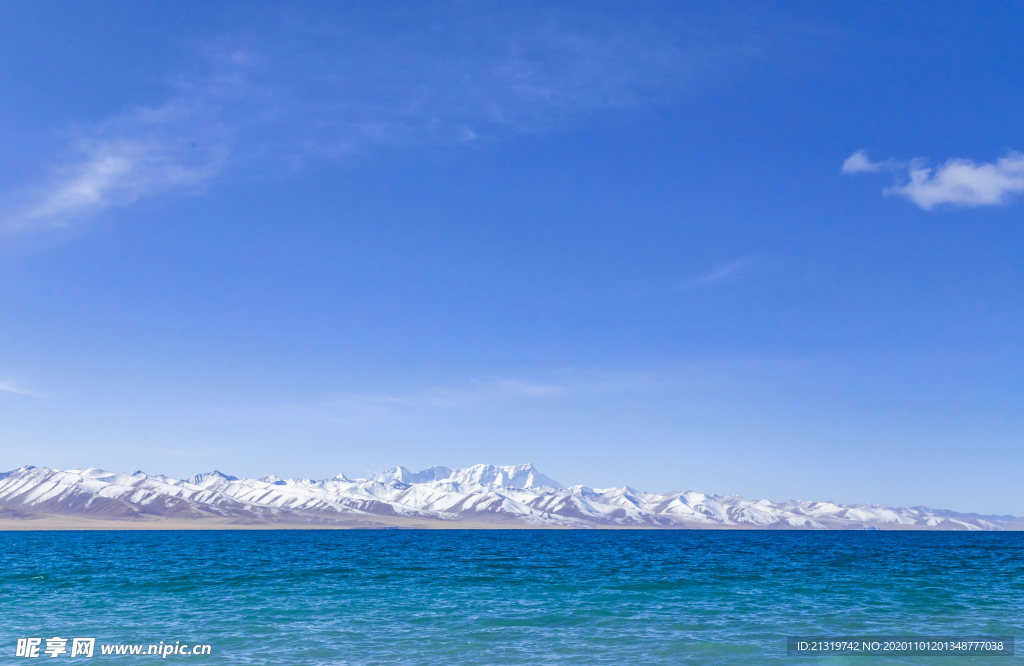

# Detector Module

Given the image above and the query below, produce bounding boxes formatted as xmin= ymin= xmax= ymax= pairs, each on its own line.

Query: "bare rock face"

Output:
xmin=1 ymin=464 xmax=1021 ymax=530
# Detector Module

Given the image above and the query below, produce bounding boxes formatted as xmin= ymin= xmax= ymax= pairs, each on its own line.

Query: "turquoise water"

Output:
xmin=1 ymin=530 xmax=1021 ymax=664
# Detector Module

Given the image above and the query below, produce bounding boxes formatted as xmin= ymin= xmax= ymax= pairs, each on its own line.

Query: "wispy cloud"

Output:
xmin=3 ymin=8 xmax=762 ymax=233
xmin=679 ymin=254 xmax=760 ymax=290
xmin=261 ymin=360 xmax=808 ymax=425
xmin=3 ymin=49 xmax=241 ymax=233
xmin=277 ymin=378 xmax=569 ymax=423
xmin=266 ymin=370 xmax=680 ymax=424
xmin=0 ymin=380 xmax=36 ymax=397
xmin=264 ymin=9 xmax=729 ymax=153
xmin=7 ymin=135 xmax=225 ymax=232
xmin=842 ymin=149 xmax=1024 ymax=210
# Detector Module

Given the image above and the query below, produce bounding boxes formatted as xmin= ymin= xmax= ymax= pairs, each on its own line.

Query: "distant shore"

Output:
xmin=0 ymin=513 xmax=598 ymax=531
xmin=2 ymin=514 xmax=1015 ymax=531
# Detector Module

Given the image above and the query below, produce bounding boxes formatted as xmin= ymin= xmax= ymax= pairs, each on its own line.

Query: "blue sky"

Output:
xmin=2 ymin=1 xmax=1023 ymax=514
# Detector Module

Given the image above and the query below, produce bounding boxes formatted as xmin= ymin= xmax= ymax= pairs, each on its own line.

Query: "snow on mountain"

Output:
xmin=371 ymin=463 xmax=563 ymax=490
xmin=0 ymin=463 xmax=1020 ymax=530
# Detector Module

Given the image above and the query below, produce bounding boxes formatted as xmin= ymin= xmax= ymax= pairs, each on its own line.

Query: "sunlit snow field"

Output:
xmin=2 ymin=530 xmax=1022 ymax=664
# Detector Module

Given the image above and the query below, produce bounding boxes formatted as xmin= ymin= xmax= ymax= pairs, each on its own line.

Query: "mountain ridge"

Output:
xmin=0 ymin=464 xmax=1020 ymax=531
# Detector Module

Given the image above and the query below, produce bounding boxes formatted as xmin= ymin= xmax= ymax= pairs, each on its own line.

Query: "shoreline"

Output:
xmin=1 ymin=514 xmax=1019 ymax=531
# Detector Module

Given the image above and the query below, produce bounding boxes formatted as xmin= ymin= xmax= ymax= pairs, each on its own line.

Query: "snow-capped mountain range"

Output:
xmin=0 ymin=464 xmax=1020 ymax=530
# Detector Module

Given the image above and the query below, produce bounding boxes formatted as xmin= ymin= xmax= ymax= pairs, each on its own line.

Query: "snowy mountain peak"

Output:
xmin=446 ymin=463 xmax=564 ymax=489
xmin=188 ymin=470 xmax=239 ymax=486
xmin=367 ymin=463 xmax=561 ymax=489
xmin=370 ymin=465 xmax=453 ymax=485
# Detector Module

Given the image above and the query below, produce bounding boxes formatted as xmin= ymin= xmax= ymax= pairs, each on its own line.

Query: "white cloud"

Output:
xmin=843 ymin=150 xmax=1024 ymax=210
xmin=841 ymin=149 xmax=883 ymax=174
xmin=888 ymin=154 xmax=1024 ymax=210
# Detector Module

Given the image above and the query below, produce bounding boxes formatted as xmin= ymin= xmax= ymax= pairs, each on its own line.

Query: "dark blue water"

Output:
xmin=1 ymin=530 xmax=1021 ymax=664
